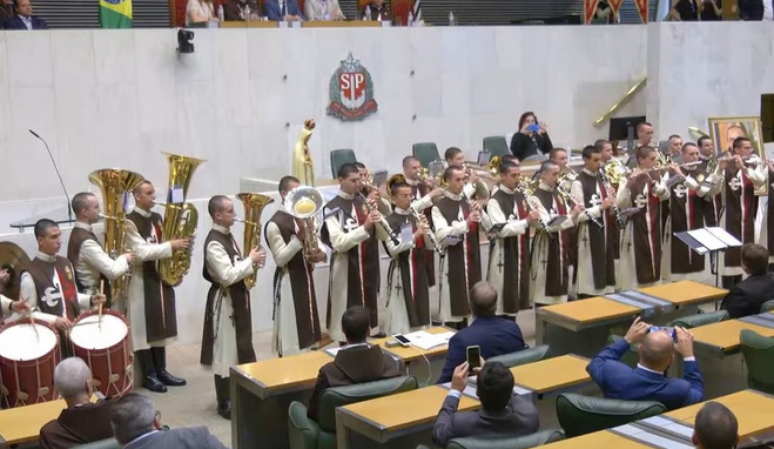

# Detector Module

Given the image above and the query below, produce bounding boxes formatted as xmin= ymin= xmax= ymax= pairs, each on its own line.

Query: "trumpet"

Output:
xmin=358 ymin=192 xmax=400 ymax=244
xmin=409 ymin=207 xmax=442 ymax=252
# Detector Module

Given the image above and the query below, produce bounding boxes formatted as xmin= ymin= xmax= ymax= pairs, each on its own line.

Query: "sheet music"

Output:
xmin=687 ymin=228 xmax=726 ymax=251
xmin=706 ymin=227 xmax=743 ymax=247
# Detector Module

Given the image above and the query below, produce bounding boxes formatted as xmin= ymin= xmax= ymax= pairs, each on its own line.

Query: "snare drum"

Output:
xmin=70 ymin=310 xmax=133 ymax=397
xmin=0 ymin=319 xmax=60 ymax=408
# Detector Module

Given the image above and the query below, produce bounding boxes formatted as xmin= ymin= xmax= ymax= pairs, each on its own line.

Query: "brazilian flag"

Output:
xmin=100 ymin=0 xmax=132 ymax=28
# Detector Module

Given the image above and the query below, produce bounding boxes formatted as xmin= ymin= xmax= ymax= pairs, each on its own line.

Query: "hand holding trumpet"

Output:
xmin=249 ymin=247 xmax=267 ymax=269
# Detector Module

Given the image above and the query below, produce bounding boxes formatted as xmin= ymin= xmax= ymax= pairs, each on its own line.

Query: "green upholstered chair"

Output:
xmin=556 ymin=393 xmax=666 ymax=438
xmin=288 ymin=376 xmax=419 ymax=449
xmin=487 ymin=345 xmax=550 ymax=368
xmin=607 ymin=335 xmax=639 ymax=369
xmin=740 ymin=329 xmax=774 ymax=395
xmin=760 ymin=300 xmax=774 ymax=313
xmin=72 ymin=439 xmax=121 ymax=449
xmin=412 ymin=142 xmax=441 ymax=168
xmin=329 ymin=149 xmax=357 ymax=178
xmin=482 ymin=136 xmax=510 ymax=159
xmin=669 ymin=310 xmax=728 ymax=329
xmin=446 ymin=429 xmax=565 ymax=449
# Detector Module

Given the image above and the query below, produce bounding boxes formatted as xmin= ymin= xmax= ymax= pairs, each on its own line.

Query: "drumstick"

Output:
xmin=98 ymin=280 xmax=104 ymax=329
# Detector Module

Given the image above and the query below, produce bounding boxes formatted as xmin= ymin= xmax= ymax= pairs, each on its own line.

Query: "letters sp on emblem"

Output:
xmin=327 ymin=53 xmax=378 ymax=122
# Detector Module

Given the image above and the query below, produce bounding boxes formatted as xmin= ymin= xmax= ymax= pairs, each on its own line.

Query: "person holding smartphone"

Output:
xmin=509 ymin=111 xmax=553 ymax=162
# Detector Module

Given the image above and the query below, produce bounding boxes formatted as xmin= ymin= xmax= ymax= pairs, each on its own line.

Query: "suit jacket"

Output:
xmin=438 ymin=316 xmax=527 ymax=384
xmin=263 ymin=0 xmax=301 ymax=20
xmin=738 ymin=0 xmax=769 ymax=19
xmin=3 ymin=15 xmax=48 ymax=29
xmin=721 ymin=272 xmax=774 ymax=319
xmin=587 ymin=339 xmax=704 ymax=410
xmin=431 ymin=393 xmax=539 ymax=447
xmin=304 ymin=0 xmax=345 ymax=20
xmin=124 ymin=427 xmax=228 ymax=449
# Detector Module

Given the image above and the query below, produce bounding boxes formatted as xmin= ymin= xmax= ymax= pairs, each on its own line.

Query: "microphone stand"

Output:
xmin=29 ymin=129 xmax=72 ymax=223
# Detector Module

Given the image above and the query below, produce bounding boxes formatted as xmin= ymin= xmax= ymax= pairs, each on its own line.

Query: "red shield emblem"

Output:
xmin=327 ymin=53 xmax=378 ymax=122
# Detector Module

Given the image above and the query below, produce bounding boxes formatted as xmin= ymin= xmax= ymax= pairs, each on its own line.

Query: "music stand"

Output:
xmin=673 ymin=227 xmax=742 ymax=288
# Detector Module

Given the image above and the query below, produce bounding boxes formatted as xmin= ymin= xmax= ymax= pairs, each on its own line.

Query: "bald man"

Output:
xmin=692 ymin=402 xmax=739 ymax=449
xmin=587 ymin=318 xmax=704 ymax=410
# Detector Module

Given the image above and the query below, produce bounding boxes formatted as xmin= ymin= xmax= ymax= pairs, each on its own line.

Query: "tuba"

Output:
xmin=89 ymin=168 xmax=145 ymax=300
xmin=158 ymin=153 xmax=205 ymax=287
xmin=237 ymin=193 xmax=274 ymax=289
xmin=284 ymin=186 xmax=324 ymax=259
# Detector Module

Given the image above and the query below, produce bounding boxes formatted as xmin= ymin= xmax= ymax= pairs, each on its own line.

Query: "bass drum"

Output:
xmin=70 ymin=310 xmax=133 ymax=397
xmin=0 ymin=319 xmax=60 ymax=408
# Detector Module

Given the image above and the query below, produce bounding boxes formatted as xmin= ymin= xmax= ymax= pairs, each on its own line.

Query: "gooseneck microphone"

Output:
xmin=29 ymin=129 xmax=73 ymax=222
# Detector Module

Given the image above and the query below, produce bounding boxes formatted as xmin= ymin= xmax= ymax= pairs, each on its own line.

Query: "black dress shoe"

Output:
xmin=142 ymin=375 xmax=168 ymax=393
xmin=217 ymin=401 xmax=231 ymax=420
xmin=157 ymin=370 xmax=187 ymax=387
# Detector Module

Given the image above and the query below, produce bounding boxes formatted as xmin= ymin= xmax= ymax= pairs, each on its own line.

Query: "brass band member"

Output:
xmin=596 ymin=139 xmax=620 ymax=263
xmin=201 ymin=195 xmax=266 ymax=420
xmin=403 ymin=155 xmax=443 ymax=288
xmin=126 ymin=181 xmax=189 ymax=393
xmin=19 ymin=220 xmax=107 ymax=353
xmin=0 ymin=267 xmax=29 ymax=319
xmin=384 ymin=182 xmax=433 ymax=334
xmin=662 ymin=143 xmax=723 ymax=282
xmin=529 ymin=161 xmax=581 ymax=305
xmin=617 ymin=147 xmax=670 ymax=290
xmin=322 ymin=163 xmax=390 ymax=342
xmin=67 ymin=192 xmax=134 ymax=298
xmin=487 ymin=160 xmax=538 ymax=316
xmin=720 ymin=137 xmax=767 ymax=288
xmin=355 ymin=162 xmax=392 ymax=216
xmin=432 ymin=166 xmax=491 ymax=326
xmin=697 ymin=136 xmax=722 ymax=227
xmin=444 ymin=147 xmax=488 ymax=200
xmin=762 ymin=159 xmax=774 ymax=267
xmin=265 ymin=176 xmax=326 ymax=356
xmin=572 ymin=146 xmax=617 ymax=297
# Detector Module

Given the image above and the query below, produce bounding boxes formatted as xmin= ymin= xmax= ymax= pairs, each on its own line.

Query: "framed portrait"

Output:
xmin=707 ymin=115 xmax=766 ymax=195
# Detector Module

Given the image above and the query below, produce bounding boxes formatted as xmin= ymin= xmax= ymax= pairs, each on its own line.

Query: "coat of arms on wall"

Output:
xmin=327 ymin=53 xmax=378 ymax=121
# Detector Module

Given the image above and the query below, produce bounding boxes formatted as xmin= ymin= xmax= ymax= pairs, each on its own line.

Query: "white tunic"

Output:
xmin=124 ymin=207 xmax=174 ymax=351
xmin=719 ymin=165 xmax=766 ymax=276
xmin=19 ymin=252 xmax=93 ymax=324
xmin=72 ymin=221 xmax=131 ymax=295
xmin=571 ymin=172 xmax=614 ymax=296
xmin=759 ymin=176 xmax=774 ymax=263
xmin=205 ymin=224 xmax=255 ymax=378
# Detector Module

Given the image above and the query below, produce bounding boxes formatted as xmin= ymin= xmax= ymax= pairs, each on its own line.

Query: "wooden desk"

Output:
xmin=691 ymin=318 xmax=774 ymax=358
xmin=666 ymin=390 xmax=774 ymax=440
xmin=639 ymin=281 xmax=727 ymax=306
xmin=220 ymin=21 xmax=279 ymax=28
xmin=335 ymin=355 xmax=592 ymax=449
xmin=0 ymin=399 xmax=68 ymax=444
xmin=537 ymin=297 xmax=639 ymax=337
xmin=541 ymin=430 xmax=649 ymax=448
xmin=302 ymin=20 xmax=382 ymax=28
xmin=371 ymin=327 xmax=452 ymax=363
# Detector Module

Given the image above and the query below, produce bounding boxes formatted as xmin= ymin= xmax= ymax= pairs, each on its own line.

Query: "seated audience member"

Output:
xmin=223 ymin=0 xmax=259 ymax=21
xmin=304 ymin=0 xmax=345 ymax=20
xmin=587 ymin=317 xmax=704 ymax=410
xmin=264 ymin=0 xmax=302 ymax=21
xmin=438 ymin=282 xmax=527 ymax=384
xmin=671 ymin=0 xmax=699 ymax=20
xmin=111 ymin=393 xmax=228 ymax=449
xmin=510 ymin=111 xmax=553 ymax=162
xmin=306 ymin=306 xmax=401 ymax=420
xmin=3 ymin=0 xmax=46 ymax=29
xmin=39 ymin=358 xmax=114 ymax=449
xmin=692 ymin=402 xmax=739 ymax=449
xmin=0 ymin=0 xmax=13 ymax=26
xmin=432 ymin=361 xmax=539 ymax=447
xmin=361 ymin=0 xmax=390 ymax=20
xmin=699 ymin=0 xmax=722 ymax=20
xmin=185 ymin=0 xmax=216 ymax=25
xmin=721 ymin=243 xmax=774 ymax=318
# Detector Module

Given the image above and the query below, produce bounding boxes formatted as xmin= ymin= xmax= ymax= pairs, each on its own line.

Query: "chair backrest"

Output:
xmin=330 ymin=149 xmax=357 ymax=178
xmin=607 ymin=335 xmax=639 ymax=369
xmin=412 ymin=142 xmax=441 ymax=168
xmin=72 ymin=438 xmax=121 ymax=449
xmin=482 ymin=136 xmax=510 ymax=158
xmin=761 ymin=300 xmax=774 ymax=313
xmin=317 ymin=376 xmax=418 ymax=432
xmin=669 ymin=310 xmax=728 ymax=329
xmin=487 ymin=345 xmax=550 ymax=368
xmin=740 ymin=329 xmax=774 ymax=395
xmin=522 ymin=154 xmax=546 ymax=162
xmin=556 ymin=393 xmax=666 ymax=438
xmin=446 ymin=429 xmax=565 ymax=449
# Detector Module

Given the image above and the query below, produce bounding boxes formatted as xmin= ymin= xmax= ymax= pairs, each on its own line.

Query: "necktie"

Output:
xmin=281 ymin=0 xmax=286 ymax=16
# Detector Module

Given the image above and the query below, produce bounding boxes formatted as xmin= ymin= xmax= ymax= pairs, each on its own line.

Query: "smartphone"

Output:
xmin=392 ymin=334 xmax=411 ymax=348
xmin=527 ymin=123 xmax=540 ymax=133
xmin=466 ymin=345 xmax=481 ymax=370
xmin=649 ymin=326 xmax=677 ymax=342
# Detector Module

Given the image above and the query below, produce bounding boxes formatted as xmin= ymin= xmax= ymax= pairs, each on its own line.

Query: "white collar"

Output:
xmin=337 ymin=190 xmax=355 ymax=200
xmin=74 ymin=221 xmax=93 ymax=232
xmin=394 ymin=207 xmax=410 ymax=215
xmin=404 ymin=176 xmax=419 ymax=187
xmin=636 ymin=363 xmax=664 ymax=376
xmin=213 ymin=224 xmax=230 ymax=235
xmin=134 ymin=207 xmax=152 ymax=218
xmin=498 ymin=185 xmax=515 ymax=195
xmin=125 ymin=430 xmax=162 ymax=447
xmin=582 ymin=168 xmax=598 ymax=176
xmin=36 ymin=251 xmax=56 ymax=263
xmin=444 ymin=190 xmax=463 ymax=201
xmin=341 ymin=342 xmax=370 ymax=350
xmin=538 ymin=181 xmax=554 ymax=192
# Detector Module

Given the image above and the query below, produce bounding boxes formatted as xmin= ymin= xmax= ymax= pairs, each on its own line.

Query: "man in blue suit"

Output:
xmin=587 ymin=317 xmax=704 ymax=410
xmin=263 ymin=0 xmax=302 ymax=21
xmin=438 ymin=281 xmax=527 ymax=384
xmin=3 ymin=0 xmax=47 ymax=29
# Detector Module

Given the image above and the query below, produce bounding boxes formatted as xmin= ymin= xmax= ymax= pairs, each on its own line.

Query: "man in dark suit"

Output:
xmin=587 ymin=317 xmax=704 ymax=410
xmin=263 ymin=0 xmax=302 ymax=21
xmin=721 ymin=243 xmax=774 ymax=318
xmin=3 ymin=0 xmax=47 ymax=29
xmin=110 ymin=393 xmax=228 ymax=449
xmin=306 ymin=306 xmax=401 ymax=421
xmin=431 ymin=361 xmax=539 ymax=447
xmin=738 ymin=0 xmax=773 ymax=20
xmin=438 ymin=281 xmax=527 ymax=384
xmin=692 ymin=402 xmax=739 ymax=449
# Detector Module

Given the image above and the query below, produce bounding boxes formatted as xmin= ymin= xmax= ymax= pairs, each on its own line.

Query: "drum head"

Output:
xmin=70 ymin=314 xmax=128 ymax=350
xmin=0 ymin=323 xmax=58 ymax=361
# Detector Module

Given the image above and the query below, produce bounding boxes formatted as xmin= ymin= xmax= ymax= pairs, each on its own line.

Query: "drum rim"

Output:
xmin=0 ymin=321 xmax=61 ymax=363
xmin=70 ymin=309 xmax=131 ymax=353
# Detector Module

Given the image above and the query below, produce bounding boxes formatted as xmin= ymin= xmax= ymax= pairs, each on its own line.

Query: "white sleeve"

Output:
xmin=205 ymin=241 xmax=255 ymax=287
xmin=266 ymin=222 xmax=304 ymax=268
xmin=571 ymin=180 xmax=600 ymax=221
xmin=78 ymin=293 xmax=93 ymax=311
xmin=463 ymin=183 xmax=476 ymax=199
xmin=377 ymin=197 xmax=392 ymax=217
xmin=19 ymin=272 xmax=58 ymax=323
xmin=324 ymin=213 xmax=370 ymax=253
xmin=653 ymin=178 xmax=670 ymax=201
xmin=432 ymin=206 xmax=468 ymax=241
xmin=747 ymin=165 xmax=767 ymax=187
xmin=479 ymin=209 xmax=492 ymax=232
xmin=385 ymin=227 xmax=414 ymax=257
xmin=411 ymin=194 xmax=434 ymax=212
xmin=125 ymin=221 xmax=173 ymax=262
xmin=80 ymin=240 xmax=130 ymax=281
xmin=488 ymin=198 xmax=528 ymax=238
xmin=617 ymin=177 xmax=632 ymax=208
xmin=0 ymin=295 xmax=11 ymax=315
xmin=530 ymin=195 xmax=558 ymax=234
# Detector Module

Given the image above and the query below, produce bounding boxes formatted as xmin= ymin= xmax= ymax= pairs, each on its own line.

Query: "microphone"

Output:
xmin=29 ymin=129 xmax=72 ymax=222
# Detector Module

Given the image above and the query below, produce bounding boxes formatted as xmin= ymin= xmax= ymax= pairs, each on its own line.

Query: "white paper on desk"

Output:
xmin=404 ymin=330 xmax=454 ymax=350
xmin=687 ymin=229 xmax=726 ymax=251
xmin=642 ymin=417 xmax=694 ymax=438
xmin=324 ymin=347 xmax=342 ymax=357
xmin=706 ymin=227 xmax=743 ymax=247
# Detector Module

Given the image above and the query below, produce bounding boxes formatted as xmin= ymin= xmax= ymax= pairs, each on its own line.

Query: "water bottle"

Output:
xmin=448 ymin=11 xmax=456 ymax=26
xmin=408 ymin=10 xmax=413 ymax=26
xmin=217 ymin=4 xmax=224 ymax=21
xmin=365 ymin=5 xmax=371 ymax=20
